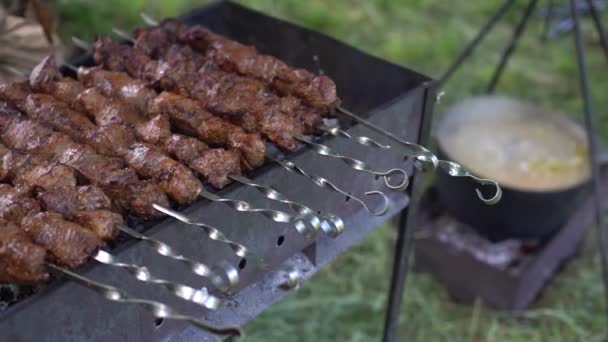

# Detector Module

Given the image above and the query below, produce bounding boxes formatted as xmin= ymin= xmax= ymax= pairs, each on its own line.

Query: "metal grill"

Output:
xmin=0 ymin=1 xmax=434 ymax=341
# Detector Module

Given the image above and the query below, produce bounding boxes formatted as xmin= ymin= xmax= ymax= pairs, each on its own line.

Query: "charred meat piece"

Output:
xmin=0 ymin=182 xmax=102 ymax=268
xmin=73 ymin=86 xmax=240 ymax=188
xmin=38 ymin=185 xmax=113 ymax=215
xmin=164 ymin=134 xmax=241 ymax=189
xmin=155 ymin=43 xmax=322 ymax=134
xmin=0 ymin=106 xmax=168 ymax=219
xmin=93 ymin=38 xmax=304 ymax=151
xmin=2 ymin=81 xmax=201 ymax=205
xmin=0 ymin=220 xmax=48 ymax=284
xmin=141 ymin=19 xmax=340 ymax=112
xmin=124 ymin=143 xmax=201 ymax=203
xmin=76 ymin=67 xmax=266 ymax=169
xmin=0 ymin=184 xmax=41 ymax=224
xmin=73 ymin=210 xmax=122 ymax=241
xmin=21 ymin=211 xmax=102 ymax=269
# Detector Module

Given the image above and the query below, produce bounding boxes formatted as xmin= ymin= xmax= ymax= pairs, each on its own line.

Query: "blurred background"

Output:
xmin=15 ymin=0 xmax=608 ymax=340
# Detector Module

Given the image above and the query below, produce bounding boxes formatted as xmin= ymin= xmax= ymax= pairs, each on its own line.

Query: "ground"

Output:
xmin=56 ymin=0 xmax=607 ymax=340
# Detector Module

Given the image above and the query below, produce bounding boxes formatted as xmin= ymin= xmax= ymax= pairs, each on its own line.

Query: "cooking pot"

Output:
xmin=434 ymin=96 xmax=591 ymax=241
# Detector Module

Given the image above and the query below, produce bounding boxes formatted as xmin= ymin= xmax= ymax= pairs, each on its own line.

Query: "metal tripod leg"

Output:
xmin=381 ymin=81 xmax=436 ymax=342
xmin=487 ymin=0 xmax=540 ymax=93
xmin=570 ymin=0 xmax=608 ymax=324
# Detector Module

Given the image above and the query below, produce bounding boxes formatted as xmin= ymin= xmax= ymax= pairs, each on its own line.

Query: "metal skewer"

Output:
xmin=116 ymin=224 xmax=238 ymax=290
xmin=295 ymin=136 xmax=409 ymax=191
xmin=47 ymin=263 xmax=242 ymax=337
xmin=267 ymin=155 xmax=389 ymax=216
xmin=228 ymin=174 xmax=344 ymax=237
xmin=335 ymin=106 xmax=502 ymax=205
xmin=92 ymin=250 xmax=221 ymax=309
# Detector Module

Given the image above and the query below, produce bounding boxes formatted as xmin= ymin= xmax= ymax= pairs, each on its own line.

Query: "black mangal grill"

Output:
xmin=0 ymin=1 xmax=436 ymax=341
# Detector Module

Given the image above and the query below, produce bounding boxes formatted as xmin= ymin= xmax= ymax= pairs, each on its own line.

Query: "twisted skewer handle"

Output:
xmin=228 ymin=174 xmax=344 ymax=238
xmin=267 ymin=155 xmax=389 ymax=216
xmin=93 ymin=250 xmax=220 ymax=309
xmin=153 ymin=204 xmax=249 ymax=259
xmin=47 ymin=263 xmax=242 ymax=337
xmin=336 ymin=106 xmax=502 ymax=204
xmin=296 ymin=136 xmax=409 ymax=191
xmin=116 ymin=224 xmax=238 ymax=291
xmin=319 ymin=125 xmax=391 ymax=149
xmin=199 ymin=189 xmax=319 ymax=238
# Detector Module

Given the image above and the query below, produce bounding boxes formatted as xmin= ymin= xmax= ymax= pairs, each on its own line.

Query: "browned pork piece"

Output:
xmin=74 ymin=65 xmax=266 ymax=169
xmin=0 ymin=103 xmax=168 ymax=219
xmin=0 ymin=82 xmax=201 ymax=204
xmin=0 ymin=219 xmax=48 ymax=284
xmin=136 ymin=19 xmax=340 ymax=113
xmin=93 ymin=37 xmax=305 ymax=151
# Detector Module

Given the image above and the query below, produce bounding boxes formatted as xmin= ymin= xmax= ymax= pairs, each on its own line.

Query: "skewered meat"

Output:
xmin=142 ymin=39 xmax=323 ymax=134
xmin=0 ymin=144 xmax=121 ymax=241
xmin=138 ymin=19 xmax=340 ymax=113
xmin=0 ymin=184 xmax=40 ymax=224
xmin=0 ymin=82 xmax=202 ymax=204
xmin=0 ymin=220 xmax=48 ymax=283
xmin=73 ymin=87 xmax=241 ymax=188
xmin=93 ymin=37 xmax=305 ymax=151
xmin=21 ymin=211 xmax=102 ymax=269
xmin=75 ymin=66 xmax=266 ymax=169
xmin=0 ymin=181 xmax=103 ymax=269
xmin=0 ymin=104 xmax=169 ymax=219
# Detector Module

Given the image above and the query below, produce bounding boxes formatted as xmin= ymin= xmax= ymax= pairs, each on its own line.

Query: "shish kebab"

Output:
xmin=91 ymin=33 xmax=408 ymax=192
xmin=40 ymin=55 xmax=342 ymax=236
xmin=1 ymin=58 xmax=325 ymax=238
xmin=0 ymin=175 xmax=223 ymax=310
xmin=133 ymin=15 xmax=501 ymax=204
xmin=67 ymin=38 xmax=388 ymax=216
xmin=0 ymin=109 xmax=236 ymax=304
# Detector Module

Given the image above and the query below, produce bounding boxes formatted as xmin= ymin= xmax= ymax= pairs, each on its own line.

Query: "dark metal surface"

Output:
xmin=0 ymin=1 xmax=431 ymax=341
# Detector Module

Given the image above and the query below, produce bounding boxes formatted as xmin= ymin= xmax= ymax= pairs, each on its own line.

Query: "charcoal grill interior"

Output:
xmin=0 ymin=1 xmax=433 ymax=341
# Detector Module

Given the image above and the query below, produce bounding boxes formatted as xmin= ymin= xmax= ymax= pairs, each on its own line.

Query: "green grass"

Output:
xmin=55 ymin=0 xmax=608 ymax=340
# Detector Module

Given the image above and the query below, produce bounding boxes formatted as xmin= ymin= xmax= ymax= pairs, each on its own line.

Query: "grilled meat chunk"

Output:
xmin=94 ymin=37 xmax=304 ymax=151
xmin=0 ymin=184 xmax=41 ymax=223
xmin=21 ymin=211 xmax=102 ymax=269
xmin=138 ymin=19 xmax=340 ymax=112
xmin=2 ymin=80 xmax=200 ymax=204
xmin=0 ymin=220 xmax=48 ymax=284
xmin=76 ymin=66 xmax=266 ymax=168
xmin=0 ymin=105 xmax=168 ymax=219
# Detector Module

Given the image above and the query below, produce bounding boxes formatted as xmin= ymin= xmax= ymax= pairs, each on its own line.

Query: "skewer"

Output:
xmin=227 ymin=174 xmax=344 ymax=237
xmin=334 ymin=106 xmax=502 ymax=204
xmin=47 ymin=262 xmax=243 ymax=337
xmin=116 ymin=224 xmax=238 ymax=290
xmin=267 ymin=155 xmax=389 ymax=216
xmin=295 ymin=136 xmax=409 ymax=191
xmin=109 ymin=27 xmax=408 ymax=192
xmin=92 ymin=250 xmax=221 ymax=309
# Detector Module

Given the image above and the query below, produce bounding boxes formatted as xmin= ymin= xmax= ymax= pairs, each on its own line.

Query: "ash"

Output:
xmin=434 ymin=217 xmax=531 ymax=270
